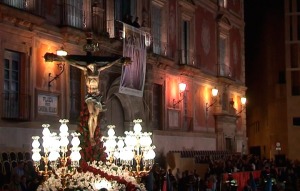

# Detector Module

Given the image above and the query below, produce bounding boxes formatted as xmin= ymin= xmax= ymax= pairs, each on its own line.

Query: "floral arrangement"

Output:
xmin=36 ymin=161 xmax=146 ymax=191
xmin=36 ymin=104 xmax=148 ymax=191
xmin=81 ymin=161 xmax=147 ymax=191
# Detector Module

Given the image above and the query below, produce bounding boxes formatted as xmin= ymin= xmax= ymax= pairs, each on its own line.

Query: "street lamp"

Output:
xmin=276 ymin=142 xmax=281 ymax=155
xmin=237 ymin=96 xmax=247 ymax=115
xmin=205 ymin=87 xmax=219 ymax=114
xmin=173 ymin=82 xmax=187 ymax=108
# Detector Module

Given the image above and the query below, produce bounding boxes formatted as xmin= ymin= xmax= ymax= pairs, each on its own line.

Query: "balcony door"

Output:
xmin=3 ymin=50 xmax=20 ymax=119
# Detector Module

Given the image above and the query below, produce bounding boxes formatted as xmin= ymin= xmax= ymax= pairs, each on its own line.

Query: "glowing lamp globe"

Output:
xmin=179 ymin=83 xmax=186 ymax=92
xmin=56 ymin=47 xmax=68 ymax=56
xmin=70 ymin=151 xmax=81 ymax=161
xmin=32 ymin=136 xmax=40 ymax=148
xmin=122 ymin=149 xmax=134 ymax=161
xmin=117 ymin=139 xmax=124 ymax=148
xmin=133 ymin=119 xmax=142 ymax=133
xmin=59 ymin=119 xmax=69 ymax=133
xmin=108 ymin=127 xmax=115 ymax=137
xmin=48 ymin=151 xmax=58 ymax=161
xmin=212 ymin=88 xmax=218 ymax=97
xmin=42 ymin=125 xmax=51 ymax=137
xmin=105 ymin=139 xmax=117 ymax=150
xmin=241 ymin=97 xmax=247 ymax=105
xmin=71 ymin=136 xmax=80 ymax=147
xmin=32 ymin=152 xmax=41 ymax=162
xmin=60 ymin=137 xmax=69 ymax=147
xmin=147 ymin=149 xmax=156 ymax=160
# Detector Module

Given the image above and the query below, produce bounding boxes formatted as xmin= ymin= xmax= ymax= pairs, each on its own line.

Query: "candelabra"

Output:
xmin=31 ymin=119 xmax=81 ymax=190
xmin=102 ymin=119 xmax=156 ymax=179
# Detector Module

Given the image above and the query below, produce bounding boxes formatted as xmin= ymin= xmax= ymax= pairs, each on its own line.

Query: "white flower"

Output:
xmin=37 ymin=161 xmax=146 ymax=191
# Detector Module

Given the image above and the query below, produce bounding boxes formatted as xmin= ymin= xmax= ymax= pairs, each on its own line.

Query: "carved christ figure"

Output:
xmin=69 ymin=59 xmax=130 ymax=146
xmin=44 ymin=53 xmax=131 ymax=146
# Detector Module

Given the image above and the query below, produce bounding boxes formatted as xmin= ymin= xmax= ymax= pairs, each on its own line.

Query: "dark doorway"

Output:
xmin=275 ymin=154 xmax=286 ymax=167
xmin=249 ymin=146 xmax=261 ymax=158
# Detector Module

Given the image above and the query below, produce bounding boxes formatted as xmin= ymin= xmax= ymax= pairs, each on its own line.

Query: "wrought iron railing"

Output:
xmin=177 ymin=49 xmax=198 ymax=66
xmin=0 ymin=0 xmax=45 ymax=16
xmin=0 ymin=0 xmax=84 ymax=29
xmin=1 ymin=93 xmax=31 ymax=121
xmin=61 ymin=1 xmax=83 ymax=29
xmin=151 ymin=39 xmax=170 ymax=57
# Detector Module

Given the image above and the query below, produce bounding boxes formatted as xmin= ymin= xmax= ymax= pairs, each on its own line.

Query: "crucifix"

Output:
xmin=44 ymin=36 xmax=131 ymax=146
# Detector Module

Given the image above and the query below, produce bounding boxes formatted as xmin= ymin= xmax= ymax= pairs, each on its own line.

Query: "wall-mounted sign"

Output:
xmin=168 ymin=108 xmax=180 ymax=129
xmin=37 ymin=94 xmax=58 ymax=115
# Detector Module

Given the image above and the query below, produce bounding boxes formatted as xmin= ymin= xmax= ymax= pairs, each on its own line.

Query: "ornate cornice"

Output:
xmin=0 ymin=4 xmax=44 ymax=31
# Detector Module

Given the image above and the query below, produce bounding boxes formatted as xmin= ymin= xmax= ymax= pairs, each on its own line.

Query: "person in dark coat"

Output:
xmin=249 ymin=172 xmax=257 ymax=191
xmin=132 ymin=17 xmax=140 ymax=28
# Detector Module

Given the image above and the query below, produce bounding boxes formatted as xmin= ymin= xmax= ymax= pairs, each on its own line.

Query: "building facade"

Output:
xmin=245 ymin=0 xmax=300 ymax=160
xmin=0 ymin=0 xmax=246 ymax=157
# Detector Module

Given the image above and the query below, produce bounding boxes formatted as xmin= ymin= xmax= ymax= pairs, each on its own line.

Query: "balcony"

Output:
xmin=178 ymin=49 xmax=198 ymax=66
xmin=1 ymin=0 xmax=85 ymax=29
xmin=0 ymin=0 xmax=45 ymax=17
xmin=1 ymin=93 xmax=31 ymax=121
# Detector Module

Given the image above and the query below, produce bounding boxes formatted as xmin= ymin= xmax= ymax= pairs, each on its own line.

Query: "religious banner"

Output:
xmin=119 ymin=23 xmax=147 ymax=97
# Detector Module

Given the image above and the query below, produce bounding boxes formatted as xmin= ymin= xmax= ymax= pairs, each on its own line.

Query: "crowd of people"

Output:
xmin=2 ymin=153 xmax=300 ymax=191
xmin=1 ymin=161 xmax=40 ymax=191
xmin=123 ymin=14 xmax=141 ymax=28
xmin=143 ymin=154 xmax=300 ymax=191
